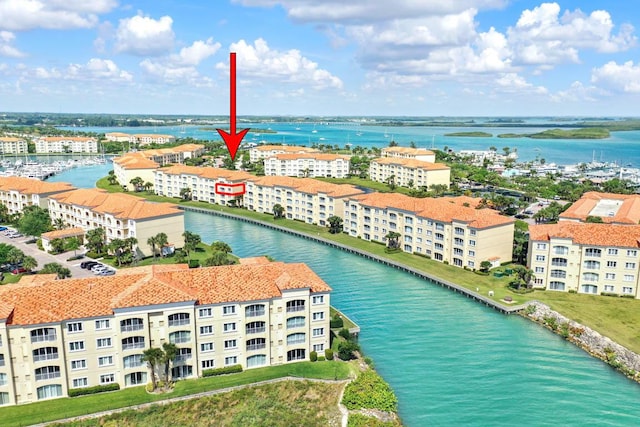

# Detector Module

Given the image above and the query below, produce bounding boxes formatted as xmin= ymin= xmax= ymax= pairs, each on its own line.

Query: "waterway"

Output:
xmin=59 ymin=121 xmax=640 ymax=167
xmin=50 ymin=164 xmax=640 ymax=426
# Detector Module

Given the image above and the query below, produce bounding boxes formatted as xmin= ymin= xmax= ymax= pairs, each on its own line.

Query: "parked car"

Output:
xmin=8 ymin=233 xmax=23 ymax=239
xmin=11 ymin=267 xmax=27 ymax=274
xmin=98 ymin=269 xmax=116 ymax=276
xmin=81 ymin=261 xmax=99 ymax=269
xmin=92 ymin=265 xmax=109 ymax=274
xmin=0 ymin=226 xmax=7 ymax=231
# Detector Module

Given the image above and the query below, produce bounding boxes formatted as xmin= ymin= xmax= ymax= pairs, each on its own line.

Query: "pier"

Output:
xmin=181 ymin=206 xmax=527 ymax=315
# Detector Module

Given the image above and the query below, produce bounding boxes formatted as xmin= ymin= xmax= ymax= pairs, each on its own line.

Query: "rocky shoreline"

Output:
xmin=524 ymin=301 xmax=640 ymax=382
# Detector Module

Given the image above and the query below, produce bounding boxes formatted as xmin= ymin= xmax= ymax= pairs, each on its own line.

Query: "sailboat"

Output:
xmin=384 ymin=129 xmax=389 ymax=138
xmin=312 ymin=124 xmax=318 ymax=134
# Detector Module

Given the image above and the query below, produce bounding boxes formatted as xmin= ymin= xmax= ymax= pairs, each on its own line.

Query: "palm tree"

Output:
xmin=383 ymin=231 xmax=401 ymax=250
xmin=6 ymin=247 xmax=24 ymax=266
xmin=155 ymin=233 xmax=168 ymax=256
xmin=53 ymin=217 xmax=66 ymax=230
xmin=85 ymin=228 xmax=106 ymax=254
xmin=179 ymin=187 xmax=192 ymax=201
xmin=182 ymin=231 xmax=201 ymax=261
xmin=64 ymin=237 xmax=81 ymax=257
xmin=147 ymin=235 xmax=158 ymax=261
xmin=129 ymin=176 xmax=144 ymax=192
xmin=211 ymin=241 xmax=232 ymax=254
xmin=22 ymin=256 xmax=38 ymax=273
xmin=272 ymin=203 xmax=284 ymax=219
xmin=142 ymin=347 xmax=164 ymax=391
xmin=327 ymin=216 xmax=343 ymax=234
xmin=109 ymin=238 xmax=126 ymax=266
xmin=144 ymin=182 xmax=153 ymax=193
xmin=50 ymin=238 xmax=65 ymax=254
xmin=161 ymin=342 xmax=179 ymax=384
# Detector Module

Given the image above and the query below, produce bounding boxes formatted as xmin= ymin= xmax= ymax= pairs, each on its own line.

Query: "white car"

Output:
xmin=91 ymin=264 xmax=108 ymax=273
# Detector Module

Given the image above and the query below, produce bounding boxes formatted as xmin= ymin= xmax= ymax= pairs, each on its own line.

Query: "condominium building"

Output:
xmin=342 ymin=192 xmax=514 ymax=268
xmin=105 ymin=132 xmax=132 ymax=142
xmin=47 ymin=188 xmax=184 ymax=257
xmin=34 ymin=137 xmax=98 ymax=154
xmin=369 ymin=157 xmax=451 ymax=189
xmin=559 ymin=191 xmax=640 ymax=225
xmin=113 ymin=144 xmax=205 ymax=191
xmin=249 ymin=145 xmax=319 ymax=163
xmin=0 ymin=260 xmax=331 ymax=405
xmin=264 ymin=153 xmax=351 ymax=178
xmin=528 ymin=222 xmax=640 ymax=296
xmin=154 ymin=165 xmax=254 ymax=206
xmin=0 ymin=137 xmax=28 ymax=154
xmin=245 ymin=176 xmax=364 ymax=226
xmin=0 ymin=176 xmax=75 ymax=215
xmin=133 ymin=134 xmax=176 ymax=146
xmin=381 ymin=147 xmax=436 ymax=162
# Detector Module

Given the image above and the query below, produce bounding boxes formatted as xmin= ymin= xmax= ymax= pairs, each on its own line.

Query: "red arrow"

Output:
xmin=217 ymin=52 xmax=250 ymax=161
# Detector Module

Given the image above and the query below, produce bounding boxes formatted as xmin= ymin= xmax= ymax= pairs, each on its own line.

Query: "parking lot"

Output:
xmin=0 ymin=227 xmax=112 ymax=280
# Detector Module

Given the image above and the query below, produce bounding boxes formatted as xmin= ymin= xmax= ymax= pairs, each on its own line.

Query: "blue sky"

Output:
xmin=0 ymin=0 xmax=638 ymax=116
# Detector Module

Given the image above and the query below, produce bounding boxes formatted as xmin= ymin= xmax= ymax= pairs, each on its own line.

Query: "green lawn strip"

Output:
xmin=96 ymin=178 xmax=640 ymax=354
xmin=0 ymin=361 xmax=352 ymax=427
xmin=316 ymin=177 xmax=414 ymax=195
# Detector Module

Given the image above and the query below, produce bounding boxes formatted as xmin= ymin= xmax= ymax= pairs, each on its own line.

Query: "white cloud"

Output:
xmin=591 ymin=61 xmax=640 ymax=93
xmin=494 ymin=73 xmax=547 ymax=94
xmin=508 ymin=3 xmax=636 ymax=67
xmin=115 ymin=14 xmax=175 ymax=56
xmin=217 ymin=38 xmax=342 ymax=90
xmin=0 ymin=0 xmax=117 ymax=31
xmin=30 ymin=58 xmax=132 ymax=82
xmin=0 ymin=31 xmax=25 ymax=58
xmin=550 ymin=81 xmax=608 ymax=103
xmin=172 ymin=38 xmax=221 ymax=66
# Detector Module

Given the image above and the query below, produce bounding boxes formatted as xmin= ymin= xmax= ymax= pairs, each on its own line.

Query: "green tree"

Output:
xmin=49 ymin=238 xmax=65 ymax=254
xmin=0 ymin=204 xmax=9 ymax=223
xmin=161 ymin=342 xmax=179 ymax=384
xmin=386 ymin=174 xmax=396 ymax=191
xmin=64 ymin=236 xmax=81 ymax=256
xmin=17 ymin=205 xmax=51 ymax=237
xmin=39 ymin=262 xmax=71 ymax=279
xmin=22 ymin=255 xmax=38 ymax=272
xmin=384 ymin=231 xmax=401 ymax=249
xmin=182 ymin=231 xmax=201 ymax=261
xmin=272 ymin=203 xmax=284 ymax=219
xmin=337 ymin=340 xmax=360 ymax=361
xmin=6 ymin=247 xmax=24 ymax=266
xmin=147 ymin=235 xmax=159 ymax=261
xmin=204 ymin=251 xmax=234 ymax=266
xmin=154 ymin=232 xmax=168 ymax=257
xmin=211 ymin=241 xmax=232 ymax=254
xmin=179 ymin=187 xmax=192 ymax=201
xmin=85 ymin=228 xmax=106 ymax=254
xmin=52 ymin=217 xmax=66 ymax=230
xmin=480 ymin=260 xmax=491 ymax=273
xmin=108 ymin=238 xmax=127 ymax=266
xmin=129 ymin=176 xmax=144 ymax=192
xmin=142 ymin=347 xmax=164 ymax=391
xmin=144 ymin=182 xmax=154 ymax=193
xmin=586 ymin=215 xmax=604 ymax=223
xmin=327 ymin=216 xmax=343 ymax=234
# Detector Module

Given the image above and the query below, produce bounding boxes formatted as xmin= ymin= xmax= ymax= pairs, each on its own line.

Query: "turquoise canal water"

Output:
xmin=60 ymin=122 xmax=640 ymax=166
xmin=51 ymin=165 xmax=640 ymax=426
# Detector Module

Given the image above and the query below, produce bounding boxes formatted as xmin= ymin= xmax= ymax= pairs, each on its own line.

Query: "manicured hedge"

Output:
xmin=202 ymin=364 xmax=243 ymax=377
xmin=68 ymin=383 xmax=120 ymax=397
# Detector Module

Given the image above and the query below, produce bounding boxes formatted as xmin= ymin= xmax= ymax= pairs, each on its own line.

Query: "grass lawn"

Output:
xmin=0 ymin=361 xmax=354 ymax=427
xmin=95 ymin=177 xmax=640 ymax=354
xmin=316 ymin=177 xmax=414 ymax=195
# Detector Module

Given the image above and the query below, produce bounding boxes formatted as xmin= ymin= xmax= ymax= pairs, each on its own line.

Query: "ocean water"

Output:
xmin=59 ymin=121 xmax=640 ymax=166
xmin=51 ymin=158 xmax=640 ymax=426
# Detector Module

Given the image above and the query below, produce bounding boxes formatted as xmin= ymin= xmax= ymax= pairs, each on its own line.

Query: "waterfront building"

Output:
xmin=369 ymin=157 xmax=451 ymax=189
xmin=0 ymin=260 xmax=331 ymax=405
xmin=47 ymin=188 xmax=184 ymax=257
xmin=40 ymin=227 xmax=85 ymax=253
xmin=113 ymin=144 xmax=205 ymax=191
xmin=0 ymin=176 xmax=74 ymax=215
xmin=559 ymin=191 xmax=640 ymax=225
xmin=527 ymin=222 xmax=640 ymax=297
xmin=34 ymin=137 xmax=98 ymax=154
xmin=105 ymin=133 xmax=176 ymax=146
xmin=264 ymin=153 xmax=351 ymax=178
xmin=458 ymin=150 xmax=517 ymax=166
xmin=0 ymin=137 xmax=28 ymax=154
xmin=381 ymin=147 xmax=436 ymax=162
xmin=249 ymin=144 xmax=319 ymax=163
xmin=342 ymin=192 xmax=514 ymax=268
xmin=245 ymin=176 xmax=364 ymax=226
xmin=105 ymin=132 xmax=132 ymax=142
xmin=154 ymin=165 xmax=254 ymax=206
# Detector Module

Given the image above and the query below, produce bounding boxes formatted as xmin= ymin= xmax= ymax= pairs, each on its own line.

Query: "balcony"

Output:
xmin=247 ymin=326 xmax=266 ymax=334
xmin=33 ymin=353 xmax=59 ymax=363
xmin=246 ymin=309 xmax=265 ymax=318
xmin=247 ymin=343 xmax=266 ymax=351
xmin=35 ymin=372 xmax=61 ymax=381
xmin=31 ymin=334 xmax=56 ymax=343
xmin=168 ymin=319 xmax=190 ymax=327
xmin=121 ymin=324 xmax=144 ymax=333
xmin=122 ymin=342 xmax=145 ymax=351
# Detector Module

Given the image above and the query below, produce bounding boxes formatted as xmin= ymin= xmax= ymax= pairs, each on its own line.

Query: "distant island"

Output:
xmin=497 ymin=128 xmax=610 ymax=139
xmin=444 ymin=131 xmax=492 ymax=137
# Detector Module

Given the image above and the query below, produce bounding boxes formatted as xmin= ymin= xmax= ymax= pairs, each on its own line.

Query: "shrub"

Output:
xmin=622 ymin=294 xmax=636 ymax=299
xmin=188 ymin=259 xmax=200 ymax=269
xmin=85 ymin=251 xmax=99 ymax=259
xmin=559 ymin=322 xmax=570 ymax=338
xmin=202 ymin=364 xmax=243 ymax=377
xmin=317 ymin=356 xmax=326 ymax=362
xmin=36 ymin=238 xmax=43 ymax=251
xmin=325 ymin=349 xmax=334 ymax=361
xmin=600 ymin=292 xmax=619 ymax=297
xmin=443 ymin=260 xmax=449 ymax=265
xmin=342 ymin=370 xmax=398 ymax=413
xmin=145 ymin=382 xmax=154 ymax=393
xmin=525 ymin=304 xmax=537 ymax=315
xmin=568 ymin=289 xmax=577 ymax=294
xmin=67 ymin=255 xmax=84 ymax=261
xmin=310 ymin=351 xmax=318 ymax=362
xmin=338 ymin=341 xmax=360 ymax=360
xmin=339 ymin=328 xmax=352 ymax=340
xmin=330 ymin=316 xmax=344 ymax=329
xmin=364 ymin=357 xmax=375 ymax=368
xmin=543 ymin=315 xmax=558 ymax=331
xmin=68 ymin=383 xmax=120 ymax=397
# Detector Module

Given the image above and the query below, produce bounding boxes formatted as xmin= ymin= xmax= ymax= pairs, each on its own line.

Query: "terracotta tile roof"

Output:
xmin=0 ymin=137 xmax=23 ymax=142
xmin=0 ymin=176 xmax=75 ymax=194
xmin=158 ymin=165 xmax=253 ymax=182
xmin=105 ymin=132 xmax=130 ymax=137
xmin=0 ymin=263 xmax=330 ymax=325
xmin=239 ymin=256 xmax=272 ymax=265
xmin=253 ymin=145 xmax=319 ymax=153
xmin=249 ymin=176 xmax=364 ymax=198
xmin=382 ymin=147 xmax=435 ymax=156
xmin=529 ymin=222 xmax=640 ymax=247
xmin=50 ymin=188 xmax=182 ymax=220
xmin=348 ymin=192 xmax=513 ymax=229
xmin=134 ymin=134 xmax=175 ymax=139
xmin=560 ymin=192 xmax=640 ymax=224
xmin=41 ymin=227 xmax=85 ymax=240
xmin=372 ymin=157 xmax=449 ymax=170
xmin=113 ymin=152 xmax=159 ymax=169
xmin=272 ymin=153 xmax=349 ymax=161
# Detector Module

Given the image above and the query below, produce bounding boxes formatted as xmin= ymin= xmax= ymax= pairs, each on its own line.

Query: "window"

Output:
xmin=535 ymin=267 xmax=544 ymax=273
xmin=605 ymin=273 xmax=616 ymax=280
xmin=199 ymin=308 xmax=212 ymax=318
xmin=122 ymin=336 xmax=145 ymax=350
xmin=246 ymin=338 xmax=266 ymax=351
xmin=223 ymin=305 xmax=236 ymax=315
xmin=200 ymin=342 xmax=214 ymax=352
xmin=536 ymin=243 xmax=547 ymax=250
xmin=37 ymin=384 xmax=62 ymax=400
xmin=245 ymin=304 xmax=265 ymax=317
xmin=100 ymin=373 xmax=115 ymax=384
xmin=97 ymin=338 xmax=112 ymax=348
xmin=607 ymin=261 xmax=617 ymax=268
xmin=550 ymin=270 xmax=566 ymax=279
xmin=123 ymin=354 xmax=144 ymax=368
xmin=35 ymin=366 xmax=60 ymax=381
xmin=312 ymin=295 xmax=324 ymax=304
xmin=0 ymin=354 xmax=4 ymax=367
xmin=33 ymin=347 xmax=58 ymax=362
xmin=176 ymin=348 xmax=192 ymax=362
xmin=169 ymin=331 xmax=191 ymax=344
xmin=286 ymin=300 xmax=305 ymax=313
xmin=553 ymin=246 xmax=568 ymax=255
xmin=286 ymin=316 xmax=305 ymax=329
xmin=72 ymin=377 xmax=88 ymax=388
xmin=549 ymin=281 xmax=565 ymax=291
xmin=536 ymin=255 xmax=546 ymax=262
xmin=624 ymin=275 xmax=635 ymax=282
xmin=0 ymin=392 xmax=9 ymax=405
xmin=247 ymin=354 xmax=267 ymax=368
xmin=469 ymin=240 xmax=476 ymax=247
xmin=312 ymin=328 xmax=324 ymax=337
xmin=246 ymin=321 xmax=266 ymax=334
xmin=224 ymin=339 xmax=237 ymax=349
xmin=604 ymin=285 xmax=614 ymax=292
xmin=628 ymin=250 xmax=638 ymax=257
xmin=583 ymin=260 xmax=600 ymax=269
xmin=0 ymin=373 xmax=6 ymax=386
xmin=608 ymin=248 xmax=619 ymax=255
xmin=31 ymin=328 xmax=56 ymax=343
xmin=168 ymin=313 xmax=190 ymax=327
xmin=585 ymin=248 xmax=601 ymax=257
xmin=623 ymin=287 xmax=633 ymax=294
xmin=98 ymin=356 xmax=113 ymax=366
xmin=223 ymin=323 xmax=237 ymax=333
xmin=71 ymin=359 xmax=86 ymax=370
xmin=313 ymin=344 xmax=325 ymax=352
xmin=69 ymin=341 xmax=85 ymax=352
xmin=120 ymin=318 xmax=144 ymax=332
xmin=225 ymin=356 xmax=238 ymax=366
xmin=582 ymin=273 xmax=599 ymax=282
xmin=200 ymin=325 xmax=213 ymax=335
xmin=287 ymin=349 xmax=305 ymax=361
xmin=626 ymin=262 xmax=636 ymax=269
xmin=95 ymin=319 xmax=110 ymax=330
xmin=201 ymin=359 xmax=215 ymax=369
xmin=468 ymin=250 xmax=475 ymax=258
xmin=67 ymin=322 xmax=83 ymax=333
xmin=581 ymin=284 xmax=598 ymax=294
xmin=287 ymin=333 xmax=306 ymax=345
xmin=312 ymin=312 xmax=325 ymax=321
